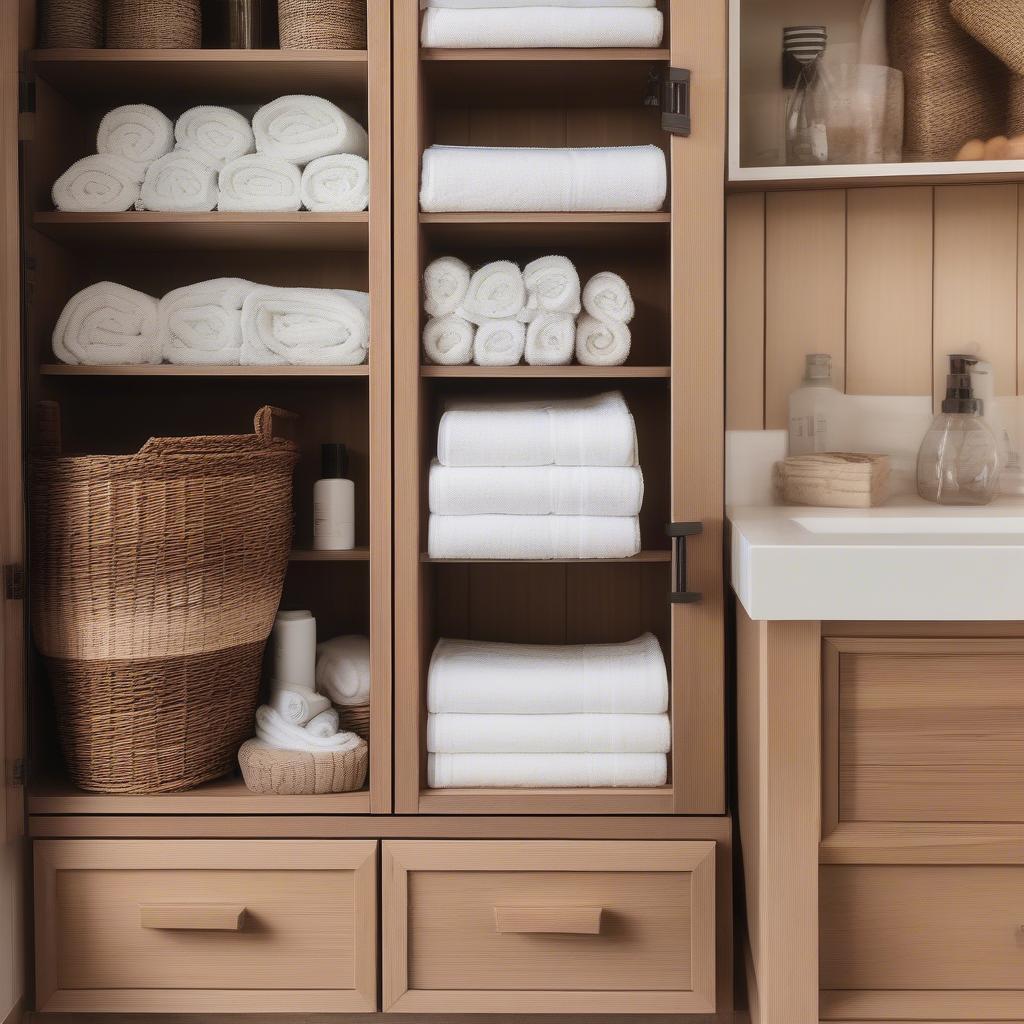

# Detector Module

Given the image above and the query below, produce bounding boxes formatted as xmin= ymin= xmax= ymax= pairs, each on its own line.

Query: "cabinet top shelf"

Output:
xmin=729 ymin=160 xmax=1024 ymax=192
xmin=421 ymin=47 xmax=669 ymax=62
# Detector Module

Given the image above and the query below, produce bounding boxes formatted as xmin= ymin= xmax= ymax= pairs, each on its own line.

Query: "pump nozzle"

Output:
xmin=942 ymin=353 xmax=982 ymax=414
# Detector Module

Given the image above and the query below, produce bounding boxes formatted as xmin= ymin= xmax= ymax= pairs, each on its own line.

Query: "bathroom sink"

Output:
xmin=792 ymin=515 xmax=1024 ymax=536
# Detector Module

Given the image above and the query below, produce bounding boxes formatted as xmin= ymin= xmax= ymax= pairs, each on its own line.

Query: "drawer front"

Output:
xmin=35 ymin=839 xmax=377 ymax=1013
xmin=382 ymin=840 xmax=715 ymax=1014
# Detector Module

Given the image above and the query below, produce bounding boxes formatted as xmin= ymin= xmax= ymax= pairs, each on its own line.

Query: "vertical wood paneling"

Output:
xmin=1018 ymin=185 xmax=1024 ymax=395
xmin=726 ymin=192 xmax=765 ymax=429
xmin=846 ymin=188 xmax=933 ymax=396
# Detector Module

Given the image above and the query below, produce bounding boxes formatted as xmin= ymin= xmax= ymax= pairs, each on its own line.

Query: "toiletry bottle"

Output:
xmin=970 ymin=359 xmax=1024 ymax=495
xmin=788 ymin=353 xmax=842 ymax=455
xmin=917 ymin=354 xmax=1000 ymax=506
xmin=313 ymin=443 xmax=355 ymax=550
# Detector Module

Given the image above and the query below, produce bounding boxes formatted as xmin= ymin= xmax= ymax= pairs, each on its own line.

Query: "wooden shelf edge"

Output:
xmin=421 ymin=551 xmax=671 ymax=565
xmin=420 ymin=365 xmax=670 ymax=379
xmin=417 ymin=786 xmax=675 ymax=815
xmin=420 ymin=47 xmax=670 ymax=62
xmin=40 ymin=364 xmax=370 ymax=377
xmin=420 ymin=211 xmax=671 ymax=224
xmin=290 ymin=547 xmax=370 ymax=562
xmin=34 ymin=211 xmax=369 ymax=227
xmin=31 ymin=48 xmax=369 ymax=64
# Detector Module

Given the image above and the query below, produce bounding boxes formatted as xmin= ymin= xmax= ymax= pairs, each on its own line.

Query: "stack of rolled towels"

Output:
xmin=428 ymin=390 xmax=643 ymax=560
xmin=423 ymin=256 xmax=635 ymax=367
xmin=52 ymin=278 xmax=370 ymax=366
xmin=427 ymin=633 xmax=670 ymax=788
xmin=52 ymin=96 xmax=369 ymax=214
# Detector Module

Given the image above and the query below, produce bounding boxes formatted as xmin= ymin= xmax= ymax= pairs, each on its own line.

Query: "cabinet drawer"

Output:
xmin=34 ymin=840 xmax=377 ymax=1013
xmin=382 ymin=840 xmax=715 ymax=1014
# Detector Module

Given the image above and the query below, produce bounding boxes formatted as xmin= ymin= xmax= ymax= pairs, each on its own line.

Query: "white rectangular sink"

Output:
xmin=793 ymin=516 xmax=1024 ymax=536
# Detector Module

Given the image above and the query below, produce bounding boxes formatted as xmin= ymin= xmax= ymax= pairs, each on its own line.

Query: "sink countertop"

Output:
xmin=728 ymin=496 xmax=1024 ymax=622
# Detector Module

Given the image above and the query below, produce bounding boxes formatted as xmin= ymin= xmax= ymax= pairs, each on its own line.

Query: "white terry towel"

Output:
xmin=423 ymin=314 xmax=473 ymax=365
xmin=420 ymin=144 xmax=667 ymax=213
xmin=159 ymin=277 xmax=252 ymax=365
xmin=306 ymin=707 xmax=340 ymax=739
xmin=315 ymin=634 xmax=371 ymax=706
xmin=583 ymin=271 xmax=635 ymax=324
xmin=218 ymin=154 xmax=302 ymax=213
xmin=51 ymin=155 xmax=140 ymax=212
xmin=428 ymin=752 xmax=667 ymax=788
xmin=253 ymin=94 xmax=369 ymax=164
xmin=255 ymin=705 xmax=361 ymax=753
xmin=174 ymin=105 xmax=255 ymax=170
xmin=458 ymin=261 xmax=525 ymax=324
xmin=268 ymin=686 xmax=331 ymax=726
xmin=428 ymin=513 xmax=640 ymax=560
xmin=525 ymin=312 xmax=575 ymax=366
xmin=96 ymin=104 xmax=173 ymax=181
xmin=300 ymin=154 xmax=369 ymax=212
xmin=428 ymin=634 xmax=668 ymax=715
xmin=576 ymin=314 xmax=631 ymax=366
xmin=422 ymin=0 xmax=655 ymax=6
xmin=437 ymin=390 xmax=637 ymax=467
xmin=53 ymin=282 xmax=159 ymax=365
xmin=241 ymin=287 xmax=370 ymax=365
xmin=522 ymin=255 xmax=581 ymax=320
xmin=421 ymin=7 xmax=664 ymax=48
xmin=473 ymin=319 xmax=525 ymax=366
xmin=139 ymin=152 xmax=218 ymax=212
xmin=427 ymin=713 xmax=671 ymax=754
xmin=423 ymin=256 xmax=471 ymax=318
xmin=428 ymin=461 xmax=644 ymax=517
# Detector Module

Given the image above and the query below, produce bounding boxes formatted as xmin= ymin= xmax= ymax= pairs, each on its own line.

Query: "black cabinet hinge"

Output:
xmin=667 ymin=522 xmax=702 ymax=604
xmin=646 ymin=67 xmax=691 ymax=137
xmin=3 ymin=564 xmax=25 ymax=601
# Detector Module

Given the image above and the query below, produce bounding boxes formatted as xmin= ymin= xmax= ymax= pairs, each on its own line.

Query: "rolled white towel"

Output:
xmin=159 ymin=277 xmax=252 ymax=366
xmin=53 ymin=282 xmax=159 ymax=366
xmin=254 ymin=705 xmax=361 ymax=753
xmin=423 ymin=314 xmax=473 ymax=365
xmin=582 ymin=271 xmax=635 ymax=324
xmin=268 ymin=686 xmax=331 ymax=726
xmin=315 ymin=634 xmax=371 ymax=706
xmin=458 ymin=261 xmax=525 ymax=324
xmin=423 ymin=256 xmax=471 ymax=318
xmin=306 ymin=707 xmax=341 ymax=739
xmin=473 ymin=319 xmax=525 ymax=366
xmin=525 ymin=312 xmax=575 ymax=366
xmin=174 ymin=105 xmax=255 ymax=170
xmin=522 ymin=255 xmax=581 ymax=320
xmin=575 ymin=314 xmax=631 ymax=366
xmin=139 ymin=152 xmax=218 ymax=212
xmin=240 ymin=287 xmax=370 ymax=366
xmin=428 ymin=752 xmax=667 ymax=788
xmin=96 ymin=104 xmax=174 ymax=181
xmin=51 ymin=155 xmax=140 ymax=212
xmin=300 ymin=154 xmax=370 ymax=212
xmin=253 ymin=94 xmax=369 ymax=164
xmin=422 ymin=0 xmax=655 ymax=6
xmin=218 ymin=154 xmax=302 ymax=213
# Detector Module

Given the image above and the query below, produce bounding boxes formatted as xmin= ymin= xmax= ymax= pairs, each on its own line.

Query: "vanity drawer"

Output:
xmin=382 ymin=840 xmax=716 ymax=1014
xmin=34 ymin=839 xmax=377 ymax=1013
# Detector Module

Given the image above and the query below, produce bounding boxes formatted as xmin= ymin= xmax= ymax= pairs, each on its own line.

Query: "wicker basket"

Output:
xmin=339 ymin=701 xmax=370 ymax=741
xmin=106 ymin=0 xmax=201 ymax=48
xmin=278 ymin=0 xmax=366 ymax=49
xmin=238 ymin=738 xmax=368 ymax=795
xmin=1010 ymin=75 xmax=1024 ymax=137
xmin=41 ymin=0 xmax=103 ymax=47
xmin=951 ymin=0 xmax=1024 ymax=77
xmin=29 ymin=405 xmax=298 ymax=793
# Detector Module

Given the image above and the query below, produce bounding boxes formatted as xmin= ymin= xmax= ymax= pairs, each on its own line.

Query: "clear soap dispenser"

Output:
xmin=917 ymin=354 xmax=1000 ymax=506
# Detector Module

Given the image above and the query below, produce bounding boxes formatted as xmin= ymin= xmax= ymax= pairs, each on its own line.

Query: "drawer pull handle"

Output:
xmin=494 ymin=906 xmax=603 ymax=935
xmin=140 ymin=904 xmax=247 ymax=931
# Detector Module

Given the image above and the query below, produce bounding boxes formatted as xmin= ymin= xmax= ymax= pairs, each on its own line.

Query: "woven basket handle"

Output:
xmin=34 ymin=401 xmax=62 ymax=456
xmin=254 ymin=406 xmax=299 ymax=447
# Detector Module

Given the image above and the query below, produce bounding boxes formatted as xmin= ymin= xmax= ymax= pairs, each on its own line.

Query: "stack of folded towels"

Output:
xmin=428 ymin=390 xmax=643 ymax=560
xmin=52 ymin=96 xmax=370 ymax=214
xmin=427 ymin=633 xmax=670 ymax=788
xmin=51 ymin=278 xmax=370 ymax=366
xmin=422 ymin=255 xmax=635 ymax=367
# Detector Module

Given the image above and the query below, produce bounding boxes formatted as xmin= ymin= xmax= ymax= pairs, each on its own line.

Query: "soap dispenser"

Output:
xmin=788 ymin=353 xmax=843 ymax=455
xmin=917 ymin=354 xmax=1000 ymax=506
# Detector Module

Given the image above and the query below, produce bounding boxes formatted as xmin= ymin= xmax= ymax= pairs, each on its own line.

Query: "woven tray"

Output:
xmin=339 ymin=701 xmax=370 ymax=741
xmin=238 ymin=738 xmax=368 ymax=795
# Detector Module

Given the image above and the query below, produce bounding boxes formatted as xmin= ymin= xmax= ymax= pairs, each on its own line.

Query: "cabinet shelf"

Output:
xmin=421 ymin=47 xmax=669 ymax=62
xmin=40 ymin=363 xmax=370 ymax=377
xmin=422 ymin=551 xmax=671 ymax=565
xmin=420 ymin=212 xmax=669 ymax=247
xmin=418 ymin=786 xmax=675 ymax=815
xmin=420 ymin=365 xmax=671 ymax=379
xmin=290 ymin=547 xmax=370 ymax=562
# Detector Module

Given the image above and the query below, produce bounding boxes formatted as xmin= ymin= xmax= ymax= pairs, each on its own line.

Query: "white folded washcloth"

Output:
xmin=428 ymin=513 xmax=640 ymax=559
xmin=428 ymin=634 xmax=668 ymax=715
xmin=159 ymin=277 xmax=252 ymax=365
xmin=423 ymin=256 xmax=471 ymax=317
xmin=254 ymin=705 xmax=361 ymax=753
xmin=458 ymin=261 xmax=525 ymax=324
xmin=582 ymin=271 xmax=635 ymax=324
xmin=51 ymin=155 xmax=141 ymax=212
xmin=522 ymin=255 xmax=581 ymax=320
xmin=174 ymin=105 xmax=255 ymax=170
xmin=428 ymin=752 xmax=667 ymax=788
xmin=315 ymin=634 xmax=371 ymax=706
xmin=427 ymin=713 xmax=671 ymax=754
xmin=53 ymin=282 xmax=159 ymax=365
xmin=420 ymin=144 xmax=667 ymax=213
xmin=575 ymin=314 xmax=631 ymax=366
xmin=96 ymin=104 xmax=174 ymax=181
xmin=437 ymin=390 xmax=637 ymax=467
xmin=423 ymin=314 xmax=473 ymax=365
xmin=306 ymin=707 xmax=341 ymax=739
xmin=300 ymin=154 xmax=370 ymax=212
xmin=139 ymin=152 xmax=218 ymax=212
xmin=253 ymin=94 xmax=369 ymax=164
xmin=423 ymin=0 xmax=655 ymax=6
xmin=472 ymin=319 xmax=525 ymax=366
xmin=525 ymin=312 xmax=575 ymax=366
xmin=268 ymin=686 xmax=331 ymax=726
xmin=421 ymin=6 xmax=664 ymax=48
xmin=218 ymin=154 xmax=302 ymax=213
xmin=428 ymin=461 xmax=644 ymax=517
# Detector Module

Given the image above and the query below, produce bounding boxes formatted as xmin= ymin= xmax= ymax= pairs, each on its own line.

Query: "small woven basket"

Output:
xmin=106 ymin=0 xmax=201 ymax=47
xmin=238 ymin=738 xmax=369 ymax=795
xmin=278 ymin=0 xmax=366 ymax=49
xmin=951 ymin=0 xmax=1024 ymax=77
xmin=41 ymin=0 xmax=103 ymax=47
xmin=1010 ymin=75 xmax=1024 ymax=137
xmin=339 ymin=701 xmax=370 ymax=741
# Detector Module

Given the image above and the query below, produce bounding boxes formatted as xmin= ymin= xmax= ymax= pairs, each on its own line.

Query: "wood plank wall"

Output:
xmin=726 ymin=185 xmax=1024 ymax=430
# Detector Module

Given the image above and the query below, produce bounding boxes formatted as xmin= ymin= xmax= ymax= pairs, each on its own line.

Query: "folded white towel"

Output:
xmin=522 ymin=255 xmax=581 ymax=321
xmin=268 ymin=686 xmax=331 ymax=726
xmin=306 ymin=707 xmax=341 ymax=739
xmin=458 ymin=261 xmax=525 ymax=324
xmin=315 ymin=634 xmax=371 ymax=706
xmin=51 ymin=155 xmax=140 ymax=212
xmin=159 ymin=277 xmax=252 ymax=365
xmin=575 ymin=314 xmax=631 ymax=366
xmin=473 ymin=319 xmax=525 ymax=366
xmin=582 ymin=271 xmax=635 ymax=324
xmin=428 ymin=513 xmax=640 ymax=559
xmin=420 ymin=144 xmax=667 ymax=213
xmin=300 ymin=154 xmax=370 ymax=212
xmin=421 ymin=7 xmax=664 ymax=48
xmin=423 ymin=0 xmax=655 ymax=7
xmin=53 ymin=282 xmax=159 ymax=365
xmin=423 ymin=256 xmax=471 ymax=318
xmin=428 ymin=752 xmax=667 ymax=788
xmin=437 ymin=390 xmax=637 ymax=467
xmin=218 ymin=154 xmax=302 ymax=212
xmin=240 ymin=287 xmax=369 ymax=365
xmin=428 ymin=461 xmax=644 ymax=516
xmin=427 ymin=713 xmax=670 ymax=754
xmin=253 ymin=94 xmax=369 ymax=164
xmin=254 ymin=705 xmax=361 ymax=753
xmin=138 ymin=152 xmax=218 ymax=212
xmin=174 ymin=105 xmax=255 ymax=170
xmin=96 ymin=104 xmax=173 ymax=181
xmin=525 ymin=312 xmax=575 ymax=366
xmin=423 ymin=314 xmax=474 ymax=365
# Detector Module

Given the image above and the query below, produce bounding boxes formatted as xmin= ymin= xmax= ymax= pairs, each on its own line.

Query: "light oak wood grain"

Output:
xmin=726 ymin=192 xmax=765 ymax=430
